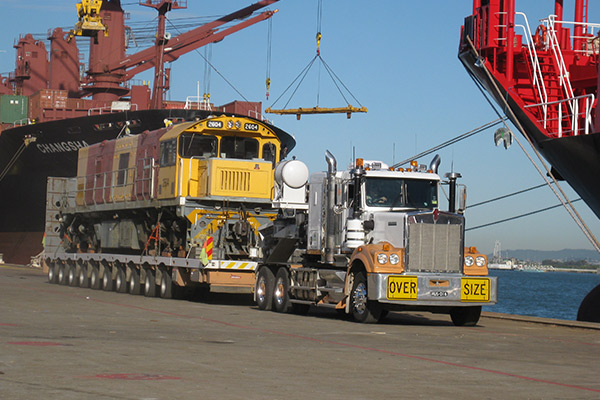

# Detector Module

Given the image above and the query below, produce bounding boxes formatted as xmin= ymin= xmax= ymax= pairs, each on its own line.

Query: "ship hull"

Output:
xmin=459 ymin=49 xmax=600 ymax=220
xmin=0 ymin=109 xmax=295 ymax=263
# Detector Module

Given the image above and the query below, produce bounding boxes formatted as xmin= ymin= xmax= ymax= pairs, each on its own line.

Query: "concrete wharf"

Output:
xmin=1 ymin=264 xmax=599 ymax=399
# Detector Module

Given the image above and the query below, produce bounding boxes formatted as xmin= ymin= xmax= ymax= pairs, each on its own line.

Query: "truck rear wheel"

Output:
xmin=255 ymin=267 xmax=274 ymax=310
xmin=450 ymin=306 xmax=481 ymax=326
xmin=273 ymin=268 xmax=292 ymax=313
xmin=351 ymin=271 xmax=382 ymax=323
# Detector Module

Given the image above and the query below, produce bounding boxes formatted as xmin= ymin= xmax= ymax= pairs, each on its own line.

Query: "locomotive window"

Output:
xmin=221 ymin=137 xmax=259 ymax=160
xmin=178 ymin=133 xmax=217 ymax=158
xmin=160 ymin=139 xmax=177 ymax=166
xmin=117 ymin=153 xmax=130 ymax=186
xmin=262 ymin=142 xmax=277 ymax=165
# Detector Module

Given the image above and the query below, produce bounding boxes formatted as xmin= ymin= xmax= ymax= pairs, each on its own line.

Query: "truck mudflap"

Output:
xmin=367 ymin=273 xmax=497 ymax=306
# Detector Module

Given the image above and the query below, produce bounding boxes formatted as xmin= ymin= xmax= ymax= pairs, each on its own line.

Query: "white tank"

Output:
xmin=275 ymin=160 xmax=309 ymax=189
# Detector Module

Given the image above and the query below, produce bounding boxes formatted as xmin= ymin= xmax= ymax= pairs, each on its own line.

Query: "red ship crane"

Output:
xmin=80 ymin=0 xmax=279 ymax=108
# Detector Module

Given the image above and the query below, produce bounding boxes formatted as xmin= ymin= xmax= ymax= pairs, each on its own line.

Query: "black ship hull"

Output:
xmin=459 ymin=49 xmax=600 ymax=220
xmin=0 ymin=109 xmax=294 ymax=263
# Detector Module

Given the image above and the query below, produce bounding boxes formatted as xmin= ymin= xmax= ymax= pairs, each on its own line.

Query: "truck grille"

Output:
xmin=405 ymin=212 xmax=463 ymax=273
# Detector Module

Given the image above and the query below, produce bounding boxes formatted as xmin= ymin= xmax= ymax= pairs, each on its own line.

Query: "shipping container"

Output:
xmin=0 ymin=95 xmax=29 ymax=124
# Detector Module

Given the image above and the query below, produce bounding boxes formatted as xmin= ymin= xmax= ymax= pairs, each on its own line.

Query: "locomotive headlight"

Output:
xmin=377 ymin=253 xmax=388 ymax=264
xmin=464 ymin=256 xmax=475 ymax=267
xmin=475 ymin=256 xmax=486 ymax=267
xmin=389 ymin=253 xmax=400 ymax=265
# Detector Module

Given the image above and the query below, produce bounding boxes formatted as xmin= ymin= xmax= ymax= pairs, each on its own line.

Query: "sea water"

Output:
xmin=483 ymin=269 xmax=600 ymax=320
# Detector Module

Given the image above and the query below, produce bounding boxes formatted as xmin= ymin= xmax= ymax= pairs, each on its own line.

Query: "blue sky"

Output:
xmin=2 ymin=0 xmax=600 ymax=255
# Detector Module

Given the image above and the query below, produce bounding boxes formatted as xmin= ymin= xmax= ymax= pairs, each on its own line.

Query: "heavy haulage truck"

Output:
xmin=42 ymin=114 xmax=496 ymax=325
xmin=256 ymin=151 xmax=496 ymax=325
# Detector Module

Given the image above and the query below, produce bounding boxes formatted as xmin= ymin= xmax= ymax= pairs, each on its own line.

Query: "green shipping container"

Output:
xmin=0 ymin=95 xmax=29 ymax=124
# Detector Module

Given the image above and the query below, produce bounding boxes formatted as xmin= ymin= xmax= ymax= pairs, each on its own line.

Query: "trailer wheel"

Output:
xmin=129 ymin=266 xmax=142 ymax=295
xmin=58 ymin=262 xmax=68 ymax=285
xmin=47 ymin=262 xmax=58 ymax=284
xmin=255 ymin=267 xmax=274 ymax=310
xmin=90 ymin=263 xmax=101 ymax=290
xmin=115 ymin=265 xmax=128 ymax=293
xmin=102 ymin=266 xmax=114 ymax=291
xmin=273 ymin=268 xmax=292 ymax=313
xmin=450 ymin=306 xmax=481 ymax=326
xmin=144 ymin=269 xmax=157 ymax=297
xmin=78 ymin=264 xmax=89 ymax=288
xmin=68 ymin=264 xmax=78 ymax=286
xmin=160 ymin=268 xmax=173 ymax=299
xmin=350 ymin=271 xmax=382 ymax=323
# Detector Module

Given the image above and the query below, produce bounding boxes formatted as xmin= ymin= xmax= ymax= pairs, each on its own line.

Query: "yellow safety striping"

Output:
xmin=205 ymin=260 xmax=257 ymax=270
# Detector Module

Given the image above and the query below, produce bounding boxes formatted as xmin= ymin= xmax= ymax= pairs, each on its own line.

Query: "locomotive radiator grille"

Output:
xmin=405 ymin=215 xmax=463 ymax=273
xmin=220 ymin=170 xmax=251 ymax=192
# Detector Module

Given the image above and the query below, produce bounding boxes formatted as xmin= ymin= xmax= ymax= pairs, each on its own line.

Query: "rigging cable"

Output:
xmin=266 ymin=17 xmax=272 ymax=100
xmin=464 ymin=37 xmax=600 ymax=252
xmin=391 ymin=117 xmax=507 ymax=169
xmin=467 ymin=183 xmax=550 ymax=208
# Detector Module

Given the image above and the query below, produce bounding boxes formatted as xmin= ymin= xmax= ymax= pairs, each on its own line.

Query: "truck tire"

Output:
xmin=450 ymin=306 xmax=481 ymax=326
xmin=102 ymin=266 xmax=114 ymax=291
xmin=90 ymin=263 xmax=101 ymax=290
xmin=78 ymin=264 xmax=89 ymax=288
xmin=115 ymin=265 xmax=128 ymax=293
xmin=144 ymin=268 xmax=157 ymax=297
xmin=47 ymin=262 xmax=58 ymax=284
xmin=129 ymin=266 xmax=142 ymax=295
xmin=255 ymin=267 xmax=274 ymax=310
xmin=58 ymin=262 xmax=68 ymax=285
xmin=350 ymin=271 xmax=382 ymax=323
xmin=160 ymin=268 xmax=173 ymax=299
xmin=273 ymin=267 xmax=292 ymax=313
xmin=68 ymin=264 xmax=78 ymax=286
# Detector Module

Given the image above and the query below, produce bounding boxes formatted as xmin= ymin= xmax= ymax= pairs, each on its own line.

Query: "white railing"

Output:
xmin=184 ymin=96 xmax=211 ymax=111
xmin=515 ymin=12 xmax=549 ymax=125
xmin=544 ymin=15 xmax=575 ymax=101
xmin=524 ymin=93 xmax=595 ymax=137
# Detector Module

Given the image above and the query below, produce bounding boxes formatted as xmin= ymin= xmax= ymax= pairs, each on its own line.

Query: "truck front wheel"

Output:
xmin=450 ymin=306 xmax=481 ymax=326
xmin=351 ymin=271 xmax=382 ymax=323
xmin=255 ymin=267 xmax=274 ymax=310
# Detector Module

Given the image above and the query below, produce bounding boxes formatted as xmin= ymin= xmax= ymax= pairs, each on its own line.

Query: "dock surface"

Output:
xmin=1 ymin=264 xmax=599 ymax=399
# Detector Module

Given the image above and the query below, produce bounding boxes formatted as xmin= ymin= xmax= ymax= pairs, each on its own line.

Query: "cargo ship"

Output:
xmin=459 ymin=0 xmax=600 ymax=321
xmin=0 ymin=0 xmax=290 ymax=264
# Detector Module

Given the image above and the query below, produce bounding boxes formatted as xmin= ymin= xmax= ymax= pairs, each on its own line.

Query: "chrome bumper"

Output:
xmin=367 ymin=273 xmax=498 ymax=307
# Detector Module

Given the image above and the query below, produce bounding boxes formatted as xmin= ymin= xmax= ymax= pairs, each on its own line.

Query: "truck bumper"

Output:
xmin=367 ymin=273 xmax=497 ymax=307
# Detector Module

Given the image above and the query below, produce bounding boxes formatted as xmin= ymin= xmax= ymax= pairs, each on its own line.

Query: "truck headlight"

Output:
xmin=464 ymin=256 xmax=474 ymax=266
xmin=389 ymin=253 xmax=400 ymax=265
xmin=377 ymin=253 xmax=388 ymax=264
xmin=475 ymin=256 xmax=486 ymax=267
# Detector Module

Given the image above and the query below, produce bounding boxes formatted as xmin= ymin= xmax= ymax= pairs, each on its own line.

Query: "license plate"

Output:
xmin=387 ymin=276 xmax=418 ymax=300
xmin=460 ymin=278 xmax=490 ymax=302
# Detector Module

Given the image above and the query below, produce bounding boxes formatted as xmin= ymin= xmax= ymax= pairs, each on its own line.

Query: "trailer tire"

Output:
xmin=273 ymin=268 xmax=292 ymax=313
xmin=78 ymin=264 xmax=89 ymax=288
xmin=129 ymin=266 xmax=142 ymax=295
xmin=115 ymin=265 xmax=127 ymax=293
xmin=68 ymin=264 xmax=78 ymax=286
xmin=102 ymin=266 xmax=114 ymax=291
xmin=58 ymin=262 xmax=68 ymax=285
xmin=450 ymin=306 xmax=481 ymax=326
xmin=350 ymin=271 xmax=382 ymax=323
xmin=47 ymin=262 xmax=58 ymax=284
xmin=160 ymin=268 xmax=173 ymax=299
xmin=144 ymin=269 xmax=158 ymax=297
xmin=255 ymin=267 xmax=274 ymax=310
xmin=90 ymin=263 xmax=101 ymax=290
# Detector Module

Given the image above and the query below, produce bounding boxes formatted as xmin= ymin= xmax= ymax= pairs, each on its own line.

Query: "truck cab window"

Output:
xmin=365 ymin=177 xmax=403 ymax=207
xmin=221 ymin=137 xmax=259 ymax=160
xmin=178 ymin=133 xmax=217 ymax=158
xmin=405 ymin=179 xmax=438 ymax=209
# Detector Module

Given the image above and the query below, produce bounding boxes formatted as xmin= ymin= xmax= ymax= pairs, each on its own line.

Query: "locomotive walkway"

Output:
xmin=1 ymin=264 xmax=599 ymax=399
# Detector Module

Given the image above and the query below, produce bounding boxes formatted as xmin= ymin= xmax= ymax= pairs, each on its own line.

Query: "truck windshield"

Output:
xmin=365 ymin=177 xmax=438 ymax=209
